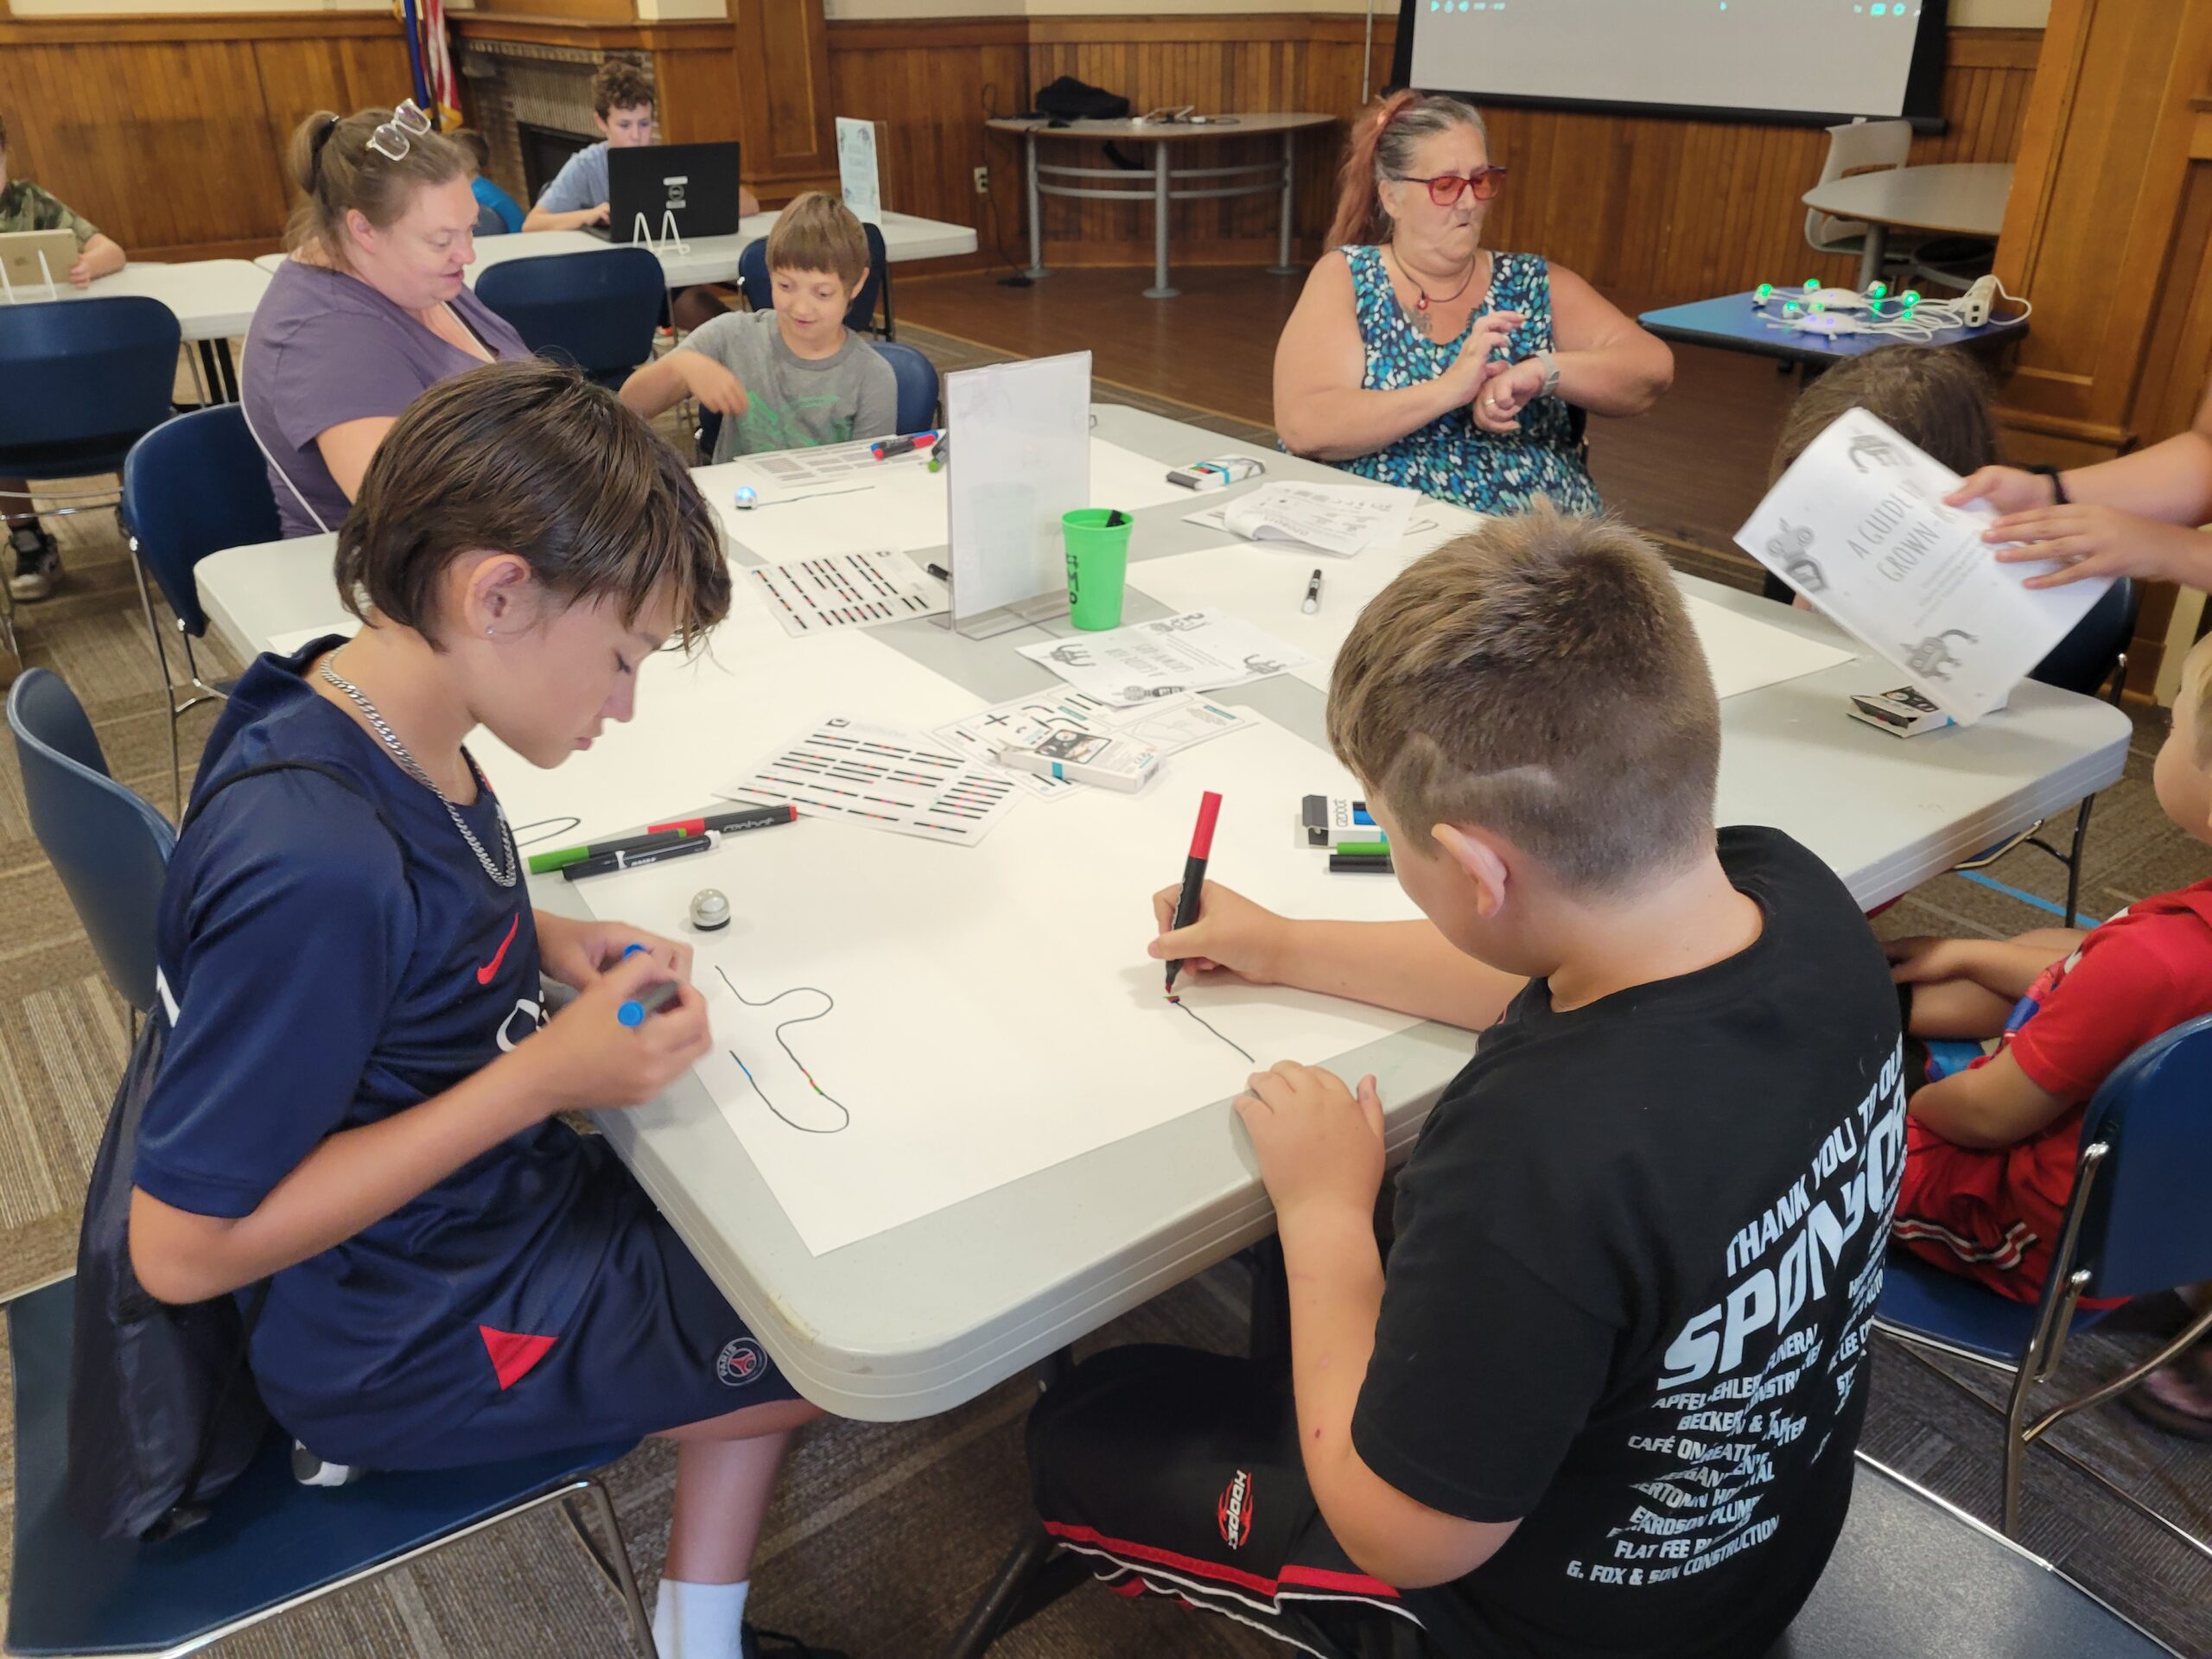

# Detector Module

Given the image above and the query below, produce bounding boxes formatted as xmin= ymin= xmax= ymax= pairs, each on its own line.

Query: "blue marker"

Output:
xmin=616 ymin=943 xmax=678 ymax=1027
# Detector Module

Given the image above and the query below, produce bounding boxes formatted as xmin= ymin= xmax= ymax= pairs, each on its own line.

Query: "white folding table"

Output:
xmin=195 ymin=402 xmax=2131 ymax=1424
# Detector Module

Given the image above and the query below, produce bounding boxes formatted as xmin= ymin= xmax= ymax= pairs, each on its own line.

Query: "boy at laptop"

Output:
xmin=1027 ymin=510 xmax=1907 ymax=1657
xmin=523 ymin=56 xmax=756 ymax=331
xmin=3 ymin=110 xmax=125 ymax=601
xmin=620 ymin=194 xmax=897 ymax=461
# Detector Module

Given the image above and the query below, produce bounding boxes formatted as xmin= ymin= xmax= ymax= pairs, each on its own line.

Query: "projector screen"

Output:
xmin=1394 ymin=0 xmax=1950 ymax=126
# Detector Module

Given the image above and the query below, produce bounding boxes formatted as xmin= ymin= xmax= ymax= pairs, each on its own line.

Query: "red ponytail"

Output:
xmin=1327 ymin=91 xmax=1416 ymax=249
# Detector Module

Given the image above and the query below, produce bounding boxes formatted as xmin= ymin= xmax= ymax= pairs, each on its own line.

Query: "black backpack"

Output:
xmin=67 ymin=760 xmax=395 ymax=1541
xmin=1033 ymin=75 xmax=1130 ymax=123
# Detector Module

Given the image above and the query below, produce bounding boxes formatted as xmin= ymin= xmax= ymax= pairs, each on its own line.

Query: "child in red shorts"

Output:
xmin=1885 ymin=632 xmax=2212 ymax=1302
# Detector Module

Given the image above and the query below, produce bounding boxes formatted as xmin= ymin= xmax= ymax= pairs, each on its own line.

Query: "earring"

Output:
xmin=486 ymin=624 xmax=494 ymax=637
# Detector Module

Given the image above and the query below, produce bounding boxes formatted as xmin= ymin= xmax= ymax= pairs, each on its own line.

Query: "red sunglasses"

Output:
xmin=1399 ymin=167 xmax=1508 ymax=207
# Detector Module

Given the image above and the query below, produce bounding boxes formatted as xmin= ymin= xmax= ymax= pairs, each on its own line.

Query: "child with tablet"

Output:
xmin=130 ymin=360 xmax=838 ymax=1659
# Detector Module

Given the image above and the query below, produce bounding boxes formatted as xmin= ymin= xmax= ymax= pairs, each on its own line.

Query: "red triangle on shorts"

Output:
xmin=478 ymin=1325 xmax=556 ymax=1390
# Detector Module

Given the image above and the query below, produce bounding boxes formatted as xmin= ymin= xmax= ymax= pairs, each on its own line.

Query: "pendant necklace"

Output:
xmin=1397 ymin=249 xmax=1484 ymax=339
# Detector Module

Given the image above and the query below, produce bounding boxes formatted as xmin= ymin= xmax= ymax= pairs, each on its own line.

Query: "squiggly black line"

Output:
xmin=715 ymin=965 xmax=851 ymax=1135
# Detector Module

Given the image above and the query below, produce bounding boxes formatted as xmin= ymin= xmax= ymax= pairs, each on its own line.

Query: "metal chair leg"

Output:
xmin=942 ymin=1524 xmax=1059 ymax=1659
xmin=126 ymin=543 xmax=185 ymax=815
xmin=2063 ymin=794 xmax=2094 ymax=930
xmin=573 ymin=1476 xmax=659 ymax=1658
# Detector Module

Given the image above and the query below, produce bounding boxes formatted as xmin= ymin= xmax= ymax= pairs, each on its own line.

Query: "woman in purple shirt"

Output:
xmin=245 ymin=105 xmax=532 ymax=538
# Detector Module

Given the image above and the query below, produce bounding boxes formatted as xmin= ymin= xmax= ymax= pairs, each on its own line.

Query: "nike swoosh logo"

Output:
xmin=476 ymin=913 xmax=520 ymax=986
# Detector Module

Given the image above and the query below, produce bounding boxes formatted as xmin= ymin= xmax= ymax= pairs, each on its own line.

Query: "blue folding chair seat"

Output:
xmin=120 ymin=405 xmax=282 ymax=810
xmin=475 ymin=247 xmax=665 ymax=391
xmin=1877 ymin=1012 xmax=2212 ymax=1538
xmin=5 ymin=1278 xmax=653 ymax=1656
xmin=0 ymin=295 xmax=182 ymax=653
xmin=8 ymin=669 xmax=175 ymax=1015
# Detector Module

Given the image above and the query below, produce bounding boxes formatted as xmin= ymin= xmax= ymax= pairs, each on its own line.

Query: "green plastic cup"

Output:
xmin=1063 ymin=508 xmax=1132 ymax=631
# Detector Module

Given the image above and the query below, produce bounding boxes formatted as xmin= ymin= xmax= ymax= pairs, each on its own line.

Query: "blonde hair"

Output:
xmin=766 ymin=192 xmax=870 ymax=289
xmin=285 ymin=108 xmax=468 ymax=264
xmin=1327 ymin=90 xmax=1491 ymax=249
xmin=1327 ymin=505 xmax=1719 ymax=897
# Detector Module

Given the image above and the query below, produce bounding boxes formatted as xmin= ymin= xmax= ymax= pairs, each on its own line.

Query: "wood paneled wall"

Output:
xmin=827 ymin=13 xmax=2041 ymax=299
xmin=0 ymin=14 xmax=410 ymax=260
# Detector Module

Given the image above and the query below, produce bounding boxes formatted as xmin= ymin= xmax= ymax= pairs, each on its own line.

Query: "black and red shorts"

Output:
xmin=1028 ymin=1344 xmax=1425 ymax=1658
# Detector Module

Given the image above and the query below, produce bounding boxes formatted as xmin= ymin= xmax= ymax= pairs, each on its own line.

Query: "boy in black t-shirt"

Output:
xmin=1028 ymin=507 xmax=1907 ymax=1658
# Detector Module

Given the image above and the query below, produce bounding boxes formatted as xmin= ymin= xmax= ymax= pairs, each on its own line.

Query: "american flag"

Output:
xmin=416 ymin=0 xmax=461 ymax=129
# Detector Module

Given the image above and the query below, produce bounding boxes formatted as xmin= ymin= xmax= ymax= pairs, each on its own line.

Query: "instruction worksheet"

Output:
xmin=932 ymin=689 xmax=1258 ymax=800
xmin=1017 ymin=611 xmax=1312 ymax=705
xmin=715 ymin=716 xmax=1022 ymax=845
xmin=745 ymin=550 xmax=946 ymax=636
xmin=1736 ymin=409 xmax=2110 ymax=722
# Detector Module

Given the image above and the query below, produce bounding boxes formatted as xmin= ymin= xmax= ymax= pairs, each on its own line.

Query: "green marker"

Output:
xmin=1335 ymin=839 xmax=1391 ymax=857
xmin=525 ymin=827 xmax=687 ymax=875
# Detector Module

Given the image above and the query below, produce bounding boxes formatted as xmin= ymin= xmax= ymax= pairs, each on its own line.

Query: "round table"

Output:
xmin=1801 ymin=162 xmax=2013 ymax=291
xmin=986 ymin=112 xmax=1336 ymax=298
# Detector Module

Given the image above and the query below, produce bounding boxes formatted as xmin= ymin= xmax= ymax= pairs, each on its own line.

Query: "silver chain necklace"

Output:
xmin=319 ymin=659 xmax=518 ymax=888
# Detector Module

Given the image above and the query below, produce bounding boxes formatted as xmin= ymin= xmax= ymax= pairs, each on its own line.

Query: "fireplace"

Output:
xmin=518 ymin=124 xmax=594 ymax=203
xmin=457 ymin=40 xmax=641 ymax=210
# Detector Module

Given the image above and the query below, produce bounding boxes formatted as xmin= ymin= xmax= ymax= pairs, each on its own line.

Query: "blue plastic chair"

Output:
xmin=121 ymin=406 xmax=281 ymax=810
xmin=4 ymin=1277 xmax=655 ymax=1656
xmin=694 ymin=339 xmax=939 ymax=463
xmin=874 ymin=340 xmax=940 ymax=435
xmin=1876 ymin=1012 xmax=2212 ymax=1538
xmin=474 ymin=248 xmax=665 ymax=391
xmin=737 ymin=221 xmax=893 ymax=339
xmin=7 ymin=669 xmax=175 ymax=1016
xmin=1953 ymin=576 xmax=2143 ymax=925
xmin=0 ymin=295 xmax=182 ymax=653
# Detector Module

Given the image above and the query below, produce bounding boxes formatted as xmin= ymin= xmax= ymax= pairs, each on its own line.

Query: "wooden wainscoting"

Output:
xmin=0 ymin=13 xmax=411 ymax=261
xmin=827 ymin=15 xmax=2040 ymax=297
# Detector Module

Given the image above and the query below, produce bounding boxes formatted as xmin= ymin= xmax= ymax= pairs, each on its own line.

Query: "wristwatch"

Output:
xmin=1535 ymin=351 xmax=1560 ymax=399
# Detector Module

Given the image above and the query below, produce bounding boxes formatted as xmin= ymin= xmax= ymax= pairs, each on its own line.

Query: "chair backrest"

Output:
xmin=0 ymin=296 xmax=182 ymax=455
xmin=2027 ymin=576 xmax=2140 ymax=700
xmin=6 ymin=670 xmax=175 ymax=1014
xmin=870 ymin=340 xmax=940 ymax=435
xmin=121 ymin=406 xmax=283 ymax=638
xmin=737 ymin=226 xmax=889 ymax=335
xmin=474 ymin=247 xmax=664 ymax=390
xmin=1806 ymin=119 xmax=1914 ymax=254
xmin=2068 ymin=1011 xmax=2212 ymax=1300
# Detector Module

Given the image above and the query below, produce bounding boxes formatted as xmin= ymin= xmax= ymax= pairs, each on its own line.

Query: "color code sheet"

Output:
xmin=715 ymin=716 xmax=1021 ymax=846
xmin=747 ymin=550 xmax=948 ymax=637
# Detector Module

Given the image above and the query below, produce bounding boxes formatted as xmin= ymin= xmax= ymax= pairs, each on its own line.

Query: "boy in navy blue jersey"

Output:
xmin=1030 ymin=508 xmax=1906 ymax=1658
xmin=131 ymin=361 xmax=834 ymax=1659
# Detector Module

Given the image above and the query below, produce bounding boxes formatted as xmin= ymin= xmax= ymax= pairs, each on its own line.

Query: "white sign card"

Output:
xmin=944 ymin=352 xmax=1092 ymax=632
xmin=835 ymin=117 xmax=885 ymax=228
xmin=1735 ymin=408 xmax=2110 ymax=723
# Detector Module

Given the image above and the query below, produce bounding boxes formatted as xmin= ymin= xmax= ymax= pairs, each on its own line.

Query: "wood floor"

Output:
xmin=893 ymin=263 xmax=1800 ymax=563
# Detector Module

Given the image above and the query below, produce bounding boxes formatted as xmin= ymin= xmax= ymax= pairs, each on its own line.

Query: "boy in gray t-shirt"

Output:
xmin=621 ymin=193 xmax=899 ymax=462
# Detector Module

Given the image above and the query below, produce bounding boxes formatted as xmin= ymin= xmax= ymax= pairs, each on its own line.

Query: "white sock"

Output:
xmin=652 ymin=1577 xmax=751 ymax=1659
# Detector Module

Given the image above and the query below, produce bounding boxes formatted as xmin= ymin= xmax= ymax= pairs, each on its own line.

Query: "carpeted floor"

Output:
xmin=0 ymin=322 xmax=2202 ymax=1657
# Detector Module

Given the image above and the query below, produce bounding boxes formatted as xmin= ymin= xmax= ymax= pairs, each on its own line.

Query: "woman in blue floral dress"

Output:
xmin=1274 ymin=92 xmax=1674 ymax=517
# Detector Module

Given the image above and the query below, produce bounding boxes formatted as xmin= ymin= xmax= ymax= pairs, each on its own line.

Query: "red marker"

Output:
xmin=1163 ymin=790 xmax=1224 ymax=996
xmin=645 ymin=804 xmax=798 ymax=837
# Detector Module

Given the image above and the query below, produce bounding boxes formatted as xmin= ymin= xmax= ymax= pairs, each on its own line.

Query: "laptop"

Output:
xmin=0 ymin=229 xmax=80 ymax=296
xmin=587 ymin=142 xmax=745 ymax=243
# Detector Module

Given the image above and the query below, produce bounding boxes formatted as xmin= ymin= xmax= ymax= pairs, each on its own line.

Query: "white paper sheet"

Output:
xmin=931 ymin=688 xmax=1259 ymax=801
xmin=1735 ymin=408 xmax=2109 ymax=723
xmin=577 ymin=715 xmax=1427 ymax=1255
xmin=1217 ymin=481 xmax=1421 ymax=557
xmin=1129 ymin=543 xmax=1857 ymax=700
xmin=835 ymin=117 xmax=883 ymax=227
xmin=744 ymin=550 xmax=946 ymax=637
xmin=715 ymin=715 xmax=1023 ymax=845
xmin=1017 ymin=611 xmax=1312 ymax=705
xmin=467 ymin=600 xmax=987 ymax=849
